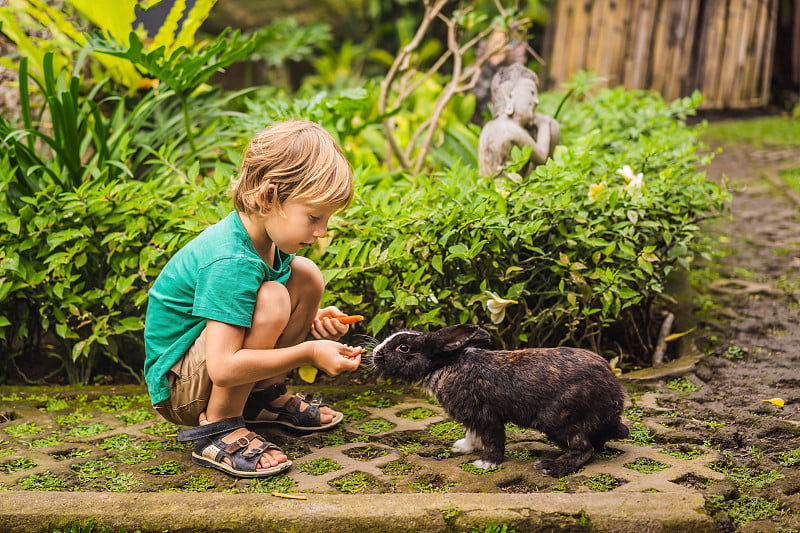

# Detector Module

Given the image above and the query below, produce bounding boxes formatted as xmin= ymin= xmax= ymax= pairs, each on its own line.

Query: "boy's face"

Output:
xmin=264 ymin=198 xmax=336 ymax=254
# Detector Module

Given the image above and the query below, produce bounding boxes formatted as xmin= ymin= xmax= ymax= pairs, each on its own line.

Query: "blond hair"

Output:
xmin=231 ymin=120 xmax=353 ymax=214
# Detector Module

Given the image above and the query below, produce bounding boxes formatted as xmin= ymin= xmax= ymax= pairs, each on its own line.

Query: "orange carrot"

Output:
xmin=343 ymin=347 xmax=366 ymax=359
xmin=334 ymin=314 xmax=364 ymax=325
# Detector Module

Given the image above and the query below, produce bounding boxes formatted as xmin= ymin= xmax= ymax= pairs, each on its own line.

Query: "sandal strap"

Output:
xmin=278 ymin=395 xmax=321 ymax=426
xmin=258 ymin=383 xmax=288 ymax=402
xmin=176 ymin=416 xmax=245 ymax=442
xmin=224 ymin=431 xmax=260 ymax=454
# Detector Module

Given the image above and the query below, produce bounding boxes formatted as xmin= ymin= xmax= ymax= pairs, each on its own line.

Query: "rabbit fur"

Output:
xmin=368 ymin=324 xmax=629 ymax=477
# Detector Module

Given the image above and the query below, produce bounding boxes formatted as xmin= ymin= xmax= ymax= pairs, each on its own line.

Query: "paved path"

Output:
xmin=2 ymin=146 xmax=800 ymax=532
xmin=0 ymin=379 xmax=721 ymax=532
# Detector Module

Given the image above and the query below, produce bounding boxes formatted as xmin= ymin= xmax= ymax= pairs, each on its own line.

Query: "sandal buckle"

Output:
xmin=235 ymin=436 xmax=250 ymax=448
xmin=243 ymin=446 xmax=265 ymax=459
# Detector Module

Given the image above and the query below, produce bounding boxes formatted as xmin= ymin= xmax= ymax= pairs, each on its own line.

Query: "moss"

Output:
xmin=0 ymin=457 xmax=36 ymax=473
xmin=115 ymin=407 xmax=155 ymax=425
xmin=49 ymin=448 xmax=92 ymax=460
xmin=0 ymin=393 xmax=23 ymax=402
xmin=140 ymin=421 xmax=178 ymax=438
xmin=66 ymin=423 xmax=112 ymax=437
xmin=328 ymin=471 xmax=379 ymax=493
xmin=354 ymin=418 xmax=396 ymax=434
xmin=176 ymin=474 xmax=216 ymax=492
xmin=381 ymin=459 xmax=417 ymax=476
xmin=583 ymin=473 xmax=624 ymax=492
xmin=623 ymin=407 xmax=645 ymax=422
xmin=428 ymin=420 xmax=464 ymax=440
xmin=55 ymin=411 xmax=93 ymax=425
xmin=707 ymin=495 xmax=782 ymax=526
xmin=440 ymin=506 xmax=461 ymax=523
xmin=408 ymin=473 xmax=456 ymax=493
xmin=594 ymin=447 xmax=623 ymax=460
xmin=505 ymin=447 xmax=535 ymax=461
xmin=665 ymin=378 xmax=702 ymax=393
xmin=397 ymin=407 xmax=435 ymax=420
xmin=623 ymin=457 xmax=670 ymax=474
xmin=460 ymin=462 xmax=502 ymax=474
xmin=343 ymin=445 xmax=389 ymax=461
xmin=25 ymin=434 xmax=62 ymax=449
xmin=321 ymin=426 xmax=348 ymax=447
xmin=93 ymin=394 xmax=149 ymax=412
xmin=5 ymin=422 xmax=45 ymax=438
xmin=661 ymin=444 xmax=707 ymax=460
xmin=71 ymin=460 xmax=142 ymax=492
xmin=232 ymin=474 xmax=297 ymax=493
xmin=710 ymin=462 xmax=783 ymax=488
xmin=17 ymin=471 xmax=68 ymax=491
xmin=629 ymin=423 xmax=655 ymax=446
xmin=144 ymin=460 xmax=182 ymax=475
xmin=296 ymin=457 xmax=342 ymax=476
xmin=778 ymin=447 xmax=800 ymax=467
xmin=44 ymin=398 xmax=70 ymax=411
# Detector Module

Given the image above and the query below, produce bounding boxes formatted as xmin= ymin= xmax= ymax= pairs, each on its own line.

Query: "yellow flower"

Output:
xmin=617 ymin=165 xmax=644 ymax=193
xmin=588 ymin=181 xmax=607 ymax=201
xmin=484 ymin=291 xmax=517 ymax=324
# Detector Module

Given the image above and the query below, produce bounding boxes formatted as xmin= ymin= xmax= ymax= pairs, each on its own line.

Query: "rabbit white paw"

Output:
xmin=452 ymin=430 xmax=481 ymax=454
xmin=471 ymin=459 xmax=498 ymax=470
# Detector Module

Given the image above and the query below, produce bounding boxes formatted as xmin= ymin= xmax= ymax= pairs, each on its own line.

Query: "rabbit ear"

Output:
xmin=436 ymin=324 xmax=492 ymax=352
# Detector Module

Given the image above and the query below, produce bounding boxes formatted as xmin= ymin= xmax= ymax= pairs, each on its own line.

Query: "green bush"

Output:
xmin=0 ymin=172 xmax=229 ymax=383
xmin=319 ymin=87 xmax=728 ymax=362
xmin=0 ymin=46 xmax=244 ymax=383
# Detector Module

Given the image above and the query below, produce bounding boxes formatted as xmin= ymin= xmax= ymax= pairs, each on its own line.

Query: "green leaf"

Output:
xmin=368 ymin=311 xmax=392 ymax=336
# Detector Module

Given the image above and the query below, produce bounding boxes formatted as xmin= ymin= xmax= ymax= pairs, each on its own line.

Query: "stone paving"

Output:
xmin=0 ymin=371 xmax=727 ymax=532
xmin=7 ymin=146 xmax=800 ymax=531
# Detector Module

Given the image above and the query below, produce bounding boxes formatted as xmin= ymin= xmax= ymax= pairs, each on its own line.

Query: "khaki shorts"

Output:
xmin=153 ymin=328 xmax=212 ymax=427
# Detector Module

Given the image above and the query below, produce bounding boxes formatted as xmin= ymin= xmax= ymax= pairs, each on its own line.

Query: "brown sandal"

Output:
xmin=243 ymin=383 xmax=343 ymax=432
xmin=177 ymin=416 xmax=292 ymax=478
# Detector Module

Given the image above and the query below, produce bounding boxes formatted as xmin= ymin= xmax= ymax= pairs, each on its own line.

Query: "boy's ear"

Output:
xmin=260 ymin=183 xmax=278 ymax=210
xmin=436 ymin=324 xmax=492 ymax=352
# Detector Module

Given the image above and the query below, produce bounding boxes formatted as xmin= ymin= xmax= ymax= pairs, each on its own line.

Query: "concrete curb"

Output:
xmin=0 ymin=491 xmax=717 ymax=533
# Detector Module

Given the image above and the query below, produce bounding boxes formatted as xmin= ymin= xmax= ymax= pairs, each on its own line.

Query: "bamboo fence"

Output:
xmin=546 ymin=0 xmax=779 ymax=109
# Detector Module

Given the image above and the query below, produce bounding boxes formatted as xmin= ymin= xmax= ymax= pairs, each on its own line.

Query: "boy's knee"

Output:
xmin=289 ymin=256 xmax=324 ymax=298
xmin=253 ymin=281 xmax=291 ymax=327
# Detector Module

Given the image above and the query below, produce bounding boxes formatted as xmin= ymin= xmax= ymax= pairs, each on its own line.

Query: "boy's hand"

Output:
xmin=311 ymin=306 xmax=350 ymax=341
xmin=310 ymin=340 xmax=362 ymax=376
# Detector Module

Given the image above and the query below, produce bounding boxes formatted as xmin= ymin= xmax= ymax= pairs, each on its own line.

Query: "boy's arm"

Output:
xmin=204 ymin=319 xmax=361 ymax=388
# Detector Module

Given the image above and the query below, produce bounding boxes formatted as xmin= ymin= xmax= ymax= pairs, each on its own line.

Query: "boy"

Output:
xmin=144 ymin=120 xmax=362 ymax=478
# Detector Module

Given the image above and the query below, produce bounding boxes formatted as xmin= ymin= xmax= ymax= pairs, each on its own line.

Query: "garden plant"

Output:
xmin=0 ymin=0 xmax=726 ymax=385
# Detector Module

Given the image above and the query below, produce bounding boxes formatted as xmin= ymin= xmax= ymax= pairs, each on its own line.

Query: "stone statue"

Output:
xmin=478 ymin=64 xmax=561 ymax=177
xmin=471 ymin=30 xmax=527 ymax=125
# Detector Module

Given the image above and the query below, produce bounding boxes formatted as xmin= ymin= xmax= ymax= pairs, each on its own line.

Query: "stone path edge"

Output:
xmin=0 ymin=491 xmax=716 ymax=533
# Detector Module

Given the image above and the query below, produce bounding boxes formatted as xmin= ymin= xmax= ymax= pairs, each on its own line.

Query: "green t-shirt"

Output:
xmin=144 ymin=211 xmax=294 ymax=404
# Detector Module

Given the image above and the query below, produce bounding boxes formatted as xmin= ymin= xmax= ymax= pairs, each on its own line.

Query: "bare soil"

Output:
xmin=647 ymin=144 xmax=800 ymax=531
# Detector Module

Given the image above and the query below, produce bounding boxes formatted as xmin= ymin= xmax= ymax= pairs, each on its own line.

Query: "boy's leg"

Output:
xmin=254 ymin=256 xmax=338 ymax=424
xmin=204 ymin=281 xmax=292 ymax=470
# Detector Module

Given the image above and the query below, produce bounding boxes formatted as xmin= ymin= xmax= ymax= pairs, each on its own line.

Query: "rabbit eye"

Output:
xmin=397 ymin=344 xmax=410 ymax=353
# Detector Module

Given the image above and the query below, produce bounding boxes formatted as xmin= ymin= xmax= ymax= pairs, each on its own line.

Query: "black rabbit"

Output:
xmin=368 ymin=324 xmax=629 ymax=477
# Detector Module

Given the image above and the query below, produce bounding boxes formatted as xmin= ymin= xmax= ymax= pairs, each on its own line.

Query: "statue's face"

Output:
xmin=510 ymin=78 xmax=539 ymax=123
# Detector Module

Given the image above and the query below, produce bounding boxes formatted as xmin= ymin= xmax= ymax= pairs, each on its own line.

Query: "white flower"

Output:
xmin=484 ymin=290 xmax=518 ymax=324
xmin=617 ymin=165 xmax=644 ymax=193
